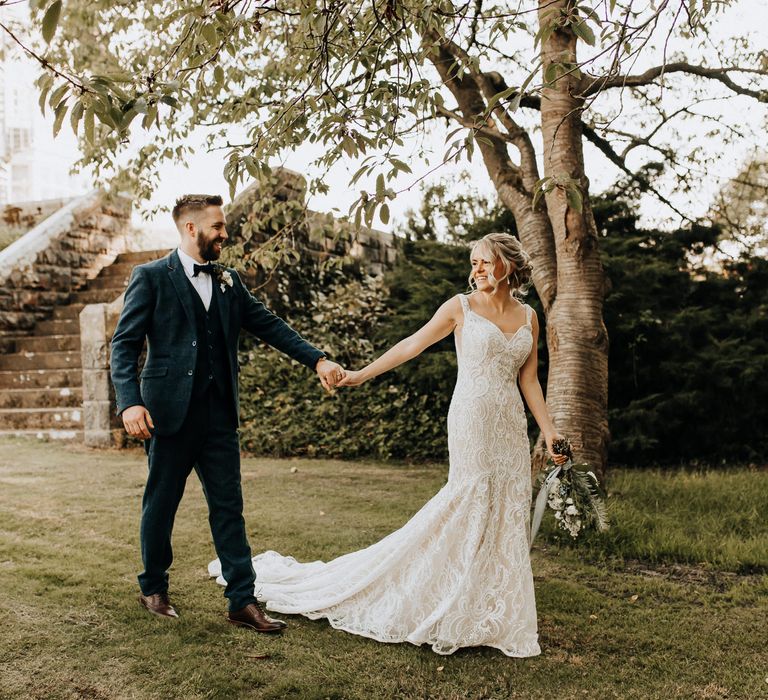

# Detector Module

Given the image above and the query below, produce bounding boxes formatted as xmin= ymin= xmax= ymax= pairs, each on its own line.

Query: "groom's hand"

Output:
xmin=315 ymin=358 xmax=346 ymax=393
xmin=122 ymin=405 xmax=155 ymax=440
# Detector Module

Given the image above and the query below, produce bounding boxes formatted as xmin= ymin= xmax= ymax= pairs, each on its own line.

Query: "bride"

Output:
xmin=210 ymin=232 xmax=567 ymax=657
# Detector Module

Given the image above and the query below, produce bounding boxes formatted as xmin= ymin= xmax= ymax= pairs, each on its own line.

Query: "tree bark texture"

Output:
xmin=536 ymin=0 xmax=609 ymax=476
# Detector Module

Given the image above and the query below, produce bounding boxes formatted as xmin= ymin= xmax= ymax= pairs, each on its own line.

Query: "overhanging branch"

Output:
xmin=583 ymin=62 xmax=768 ymax=101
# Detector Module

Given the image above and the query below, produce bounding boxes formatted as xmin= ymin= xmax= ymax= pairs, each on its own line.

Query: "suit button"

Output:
xmin=187 ymin=370 xmax=193 ymax=376
xmin=192 ymin=341 xmax=197 ymax=347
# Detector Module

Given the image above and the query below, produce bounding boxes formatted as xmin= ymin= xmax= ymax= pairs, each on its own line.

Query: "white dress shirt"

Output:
xmin=177 ymin=248 xmax=213 ymax=311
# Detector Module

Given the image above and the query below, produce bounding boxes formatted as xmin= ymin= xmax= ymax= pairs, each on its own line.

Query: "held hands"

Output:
xmin=315 ymin=358 xmax=347 ymax=393
xmin=545 ymin=433 xmax=569 ymax=466
xmin=122 ymin=405 xmax=155 ymax=440
xmin=336 ymin=369 xmax=368 ymax=387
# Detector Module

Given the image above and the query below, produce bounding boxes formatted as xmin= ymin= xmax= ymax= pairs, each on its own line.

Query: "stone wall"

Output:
xmin=0 ymin=190 xmax=133 ymax=339
xmin=225 ymin=168 xmax=399 ymax=279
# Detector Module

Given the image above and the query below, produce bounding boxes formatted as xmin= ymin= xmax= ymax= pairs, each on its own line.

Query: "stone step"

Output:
xmin=0 ymin=428 xmax=82 ymax=442
xmin=114 ymin=249 xmax=170 ymax=264
xmin=36 ymin=319 xmax=79 ymax=335
xmin=0 ymin=368 xmax=82 ymax=389
xmin=52 ymin=304 xmax=85 ymax=320
xmin=98 ymin=262 xmax=140 ymax=279
xmin=0 ymin=351 xmax=81 ymax=371
xmin=14 ymin=335 xmax=81 ymax=353
xmin=70 ymin=289 xmax=124 ymax=305
xmin=0 ymin=386 xmax=82 ymax=408
xmin=86 ymin=275 xmax=130 ymax=290
xmin=0 ymin=407 xmax=83 ymax=430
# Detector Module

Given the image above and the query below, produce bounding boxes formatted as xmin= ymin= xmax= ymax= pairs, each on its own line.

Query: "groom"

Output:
xmin=111 ymin=194 xmax=345 ymax=633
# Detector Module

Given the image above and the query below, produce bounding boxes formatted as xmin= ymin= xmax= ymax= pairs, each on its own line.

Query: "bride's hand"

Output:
xmin=545 ymin=433 xmax=569 ymax=466
xmin=337 ymin=369 xmax=368 ymax=387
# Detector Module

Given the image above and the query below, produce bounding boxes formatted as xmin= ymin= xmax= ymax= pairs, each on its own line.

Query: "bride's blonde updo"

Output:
xmin=468 ymin=232 xmax=533 ymax=297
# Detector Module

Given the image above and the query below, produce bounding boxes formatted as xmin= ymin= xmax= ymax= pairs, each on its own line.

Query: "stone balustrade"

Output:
xmin=80 ymin=295 xmax=126 ymax=447
xmin=0 ymin=189 xmax=133 ymax=339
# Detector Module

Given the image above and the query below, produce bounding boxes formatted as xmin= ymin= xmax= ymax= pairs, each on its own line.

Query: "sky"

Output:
xmin=8 ymin=0 xmax=768 ymax=240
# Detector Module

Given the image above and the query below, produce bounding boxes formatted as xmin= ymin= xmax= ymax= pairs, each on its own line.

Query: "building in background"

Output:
xmin=0 ymin=6 xmax=87 ymax=205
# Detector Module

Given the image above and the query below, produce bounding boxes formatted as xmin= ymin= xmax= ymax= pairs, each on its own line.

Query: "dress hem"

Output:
xmin=271 ymin=604 xmax=541 ymax=659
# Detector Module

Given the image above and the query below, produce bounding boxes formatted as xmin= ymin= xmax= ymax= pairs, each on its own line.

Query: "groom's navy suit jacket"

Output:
xmin=110 ymin=249 xmax=325 ymax=436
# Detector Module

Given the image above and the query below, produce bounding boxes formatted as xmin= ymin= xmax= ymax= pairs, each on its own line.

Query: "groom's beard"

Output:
xmin=196 ymin=232 xmax=225 ymax=261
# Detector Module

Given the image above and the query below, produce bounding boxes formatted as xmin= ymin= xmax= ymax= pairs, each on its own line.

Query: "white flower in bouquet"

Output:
xmin=529 ymin=437 xmax=609 ymax=546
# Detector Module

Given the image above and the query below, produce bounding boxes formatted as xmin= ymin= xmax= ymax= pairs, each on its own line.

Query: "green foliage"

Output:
xmin=596 ymin=187 xmax=768 ymax=465
xmin=24 ymin=0 xmax=742 ymax=234
xmin=236 ymin=236 xmax=461 ymax=462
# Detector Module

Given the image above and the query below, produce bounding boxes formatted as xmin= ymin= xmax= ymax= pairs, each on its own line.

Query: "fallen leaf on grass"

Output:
xmin=436 ymin=666 xmax=444 ymax=672
xmin=629 ymin=594 xmax=639 ymax=602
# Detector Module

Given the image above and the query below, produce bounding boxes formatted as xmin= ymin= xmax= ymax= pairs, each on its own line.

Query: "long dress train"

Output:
xmin=209 ymin=294 xmax=541 ymax=657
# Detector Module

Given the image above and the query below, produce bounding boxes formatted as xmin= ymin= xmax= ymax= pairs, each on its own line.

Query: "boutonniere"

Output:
xmin=214 ymin=267 xmax=234 ymax=293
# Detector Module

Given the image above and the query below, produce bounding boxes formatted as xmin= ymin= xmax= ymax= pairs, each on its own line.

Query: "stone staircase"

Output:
xmin=0 ymin=249 xmax=170 ymax=440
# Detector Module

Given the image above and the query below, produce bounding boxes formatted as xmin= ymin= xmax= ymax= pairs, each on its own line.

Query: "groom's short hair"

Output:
xmin=172 ymin=194 xmax=224 ymax=224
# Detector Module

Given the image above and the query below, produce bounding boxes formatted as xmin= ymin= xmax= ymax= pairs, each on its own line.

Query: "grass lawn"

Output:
xmin=0 ymin=438 xmax=766 ymax=700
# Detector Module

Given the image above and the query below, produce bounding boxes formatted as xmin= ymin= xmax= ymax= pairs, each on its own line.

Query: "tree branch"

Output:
xmin=583 ymin=62 xmax=768 ymax=101
xmin=581 ymin=124 xmax=695 ymax=223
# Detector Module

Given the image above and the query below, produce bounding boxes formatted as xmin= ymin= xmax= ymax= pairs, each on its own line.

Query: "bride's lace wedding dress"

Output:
xmin=209 ymin=294 xmax=540 ymax=657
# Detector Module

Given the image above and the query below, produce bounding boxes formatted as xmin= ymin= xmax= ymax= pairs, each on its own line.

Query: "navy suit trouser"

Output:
xmin=137 ymin=384 xmax=257 ymax=612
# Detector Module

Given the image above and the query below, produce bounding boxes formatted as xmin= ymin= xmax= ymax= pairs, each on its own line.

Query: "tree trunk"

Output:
xmin=536 ymin=0 xmax=610 ymax=478
xmin=426 ymin=17 xmax=609 ymax=478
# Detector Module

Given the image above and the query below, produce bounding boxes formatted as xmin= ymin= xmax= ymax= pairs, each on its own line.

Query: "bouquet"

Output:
xmin=530 ymin=437 xmax=609 ymax=546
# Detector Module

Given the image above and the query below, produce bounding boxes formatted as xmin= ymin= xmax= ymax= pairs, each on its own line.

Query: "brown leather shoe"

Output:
xmin=138 ymin=593 xmax=179 ymax=618
xmin=227 ymin=601 xmax=287 ymax=633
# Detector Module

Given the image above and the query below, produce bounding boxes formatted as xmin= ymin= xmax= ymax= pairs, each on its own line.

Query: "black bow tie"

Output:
xmin=193 ymin=263 xmax=216 ymax=277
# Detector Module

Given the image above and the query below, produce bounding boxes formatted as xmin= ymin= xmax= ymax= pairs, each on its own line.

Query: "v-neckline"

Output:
xmin=465 ymin=297 xmax=529 ymax=343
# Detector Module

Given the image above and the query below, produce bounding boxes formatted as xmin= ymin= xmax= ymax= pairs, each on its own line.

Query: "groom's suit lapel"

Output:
xmin=167 ymin=250 xmax=196 ymax=330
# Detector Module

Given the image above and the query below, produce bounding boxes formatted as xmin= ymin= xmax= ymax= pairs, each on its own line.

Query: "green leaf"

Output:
xmin=141 ymin=104 xmax=158 ymax=129
xmin=572 ymin=20 xmax=596 ymax=46
xmin=532 ymin=177 xmax=553 ymax=211
xmin=38 ymin=75 xmax=53 ymax=115
xmin=48 ymin=83 xmax=68 ymax=109
xmin=42 ymin=0 xmax=62 ymax=44
xmin=375 ymin=173 xmax=385 ymax=198
xmin=544 ymin=63 xmax=559 ymax=86
xmin=69 ymin=100 xmax=84 ymax=134
xmin=364 ymin=198 xmax=376 ymax=227
xmin=379 ymin=203 xmax=390 ymax=225
xmin=566 ymin=185 xmax=583 ymax=213
xmin=84 ymin=107 xmax=95 ymax=144
xmin=200 ymin=22 xmax=218 ymax=47
xmin=214 ymin=65 xmax=225 ymax=87
xmin=52 ymin=99 xmax=68 ymax=137
xmin=486 ymin=85 xmax=516 ymax=111
xmin=390 ymin=158 xmax=412 ymax=174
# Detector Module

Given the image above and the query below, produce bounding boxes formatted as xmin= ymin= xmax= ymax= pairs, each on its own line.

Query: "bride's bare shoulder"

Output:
xmin=434 ymin=295 xmax=465 ymax=323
